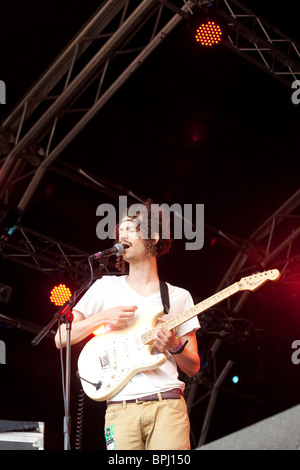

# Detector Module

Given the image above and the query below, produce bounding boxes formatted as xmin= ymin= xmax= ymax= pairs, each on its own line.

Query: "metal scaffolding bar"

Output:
xmin=0 ymin=1 xmax=299 ymax=447
xmin=0 ymin=0 xmax=196 ymax=209
xmin=0 ymin=225 xmax=90 ymax=283
xmin=197 ymin=359 xmax=234 ymax=447
xmin=219 ymin=0 xmax=300 ymax=87
xmin=1 ymin=0 xmax=300 ymax=216
xmin=215 ymin=189 xmax=300 ymax=313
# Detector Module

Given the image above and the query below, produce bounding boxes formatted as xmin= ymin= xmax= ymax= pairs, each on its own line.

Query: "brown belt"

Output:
xmin=106 ymin=388 xmax=183 ymax=405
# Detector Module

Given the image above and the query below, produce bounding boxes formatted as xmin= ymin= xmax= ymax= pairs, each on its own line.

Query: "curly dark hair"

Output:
xmin=115 ymin=199 xmax=173 ymax=272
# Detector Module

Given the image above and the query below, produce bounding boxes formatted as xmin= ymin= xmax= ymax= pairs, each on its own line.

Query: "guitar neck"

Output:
xmin=141 ymin=282 xmax=240 ymax=345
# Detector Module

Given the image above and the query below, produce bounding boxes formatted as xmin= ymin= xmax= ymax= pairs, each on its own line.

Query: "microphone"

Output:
xmin=89 ymin=243 xmax=124 ymax=259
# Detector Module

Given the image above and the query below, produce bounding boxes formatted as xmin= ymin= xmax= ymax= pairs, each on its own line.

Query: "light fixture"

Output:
xmin=50 ymin=284 xmax=72 ymax=307
xmin=194 ymin=19 xmax=223 ymax=46
xmin=188 ymin=4 xmax=228 ymax=48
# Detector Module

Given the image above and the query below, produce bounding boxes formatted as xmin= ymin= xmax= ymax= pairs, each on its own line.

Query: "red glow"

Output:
xmin=210 ymin=237 xmax=217 ymax=247
xmin=50 ymin=284 xmax=72 ymax=306
xmin=195 ymin=21 xmax=223 ymax=46
xmin=192 ymin=133 xmax=201 ymax=143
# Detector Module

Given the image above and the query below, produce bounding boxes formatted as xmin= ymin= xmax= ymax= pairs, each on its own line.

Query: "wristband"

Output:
xmin=169 ymin=339 xmax=189 ymax=355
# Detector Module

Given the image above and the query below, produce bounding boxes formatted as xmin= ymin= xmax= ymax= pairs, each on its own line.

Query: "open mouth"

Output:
xmin=121 ymin=242 xmax=131 ymax=250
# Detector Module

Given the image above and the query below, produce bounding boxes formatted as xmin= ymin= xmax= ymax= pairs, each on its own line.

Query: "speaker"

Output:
xmin=0 ymin=420 xmax=44 ymax=450
xmin=198 ymin=405 xmax=300 ymax=450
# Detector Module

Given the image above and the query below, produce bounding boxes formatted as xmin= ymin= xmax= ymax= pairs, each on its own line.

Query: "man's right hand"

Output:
xmin=98 ymin=305 xmax=138 ymax=329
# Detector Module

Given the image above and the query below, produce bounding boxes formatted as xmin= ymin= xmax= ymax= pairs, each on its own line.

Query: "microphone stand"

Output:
xmin=31 ymin=258 xmax=108 ymax=450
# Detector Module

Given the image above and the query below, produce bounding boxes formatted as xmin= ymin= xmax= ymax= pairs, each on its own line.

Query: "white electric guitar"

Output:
xmin=77 ymin=269 xmax=280 ymax=402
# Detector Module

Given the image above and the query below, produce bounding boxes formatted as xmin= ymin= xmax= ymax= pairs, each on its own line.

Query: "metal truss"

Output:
xmin=1 ymin=0 xmax=300 ymax=217
xmin=0 ymin=0 xmax=197 ymax=212
xmin=186 ymin=303 xmax=266 ymax=447
xmin=0 ymin=1 xmax=299 ymax=446
xmin=217 ymin=0 xmax=300 ymax=87
xmin=0 ymin=156 xmax=244 ymax=282
xmin=186 ymin=336 xmax=234 ymax=448
xmin=0 ymin=0 xmax=198 ymax=279
xmin=185 ymin=188 xmax=300 ymax=447
xmin=0 ymin=224 xmax=91 ymax=283
xmin=0 ymin=0 xmax=299 ymax=279
xmin=215 ymin=188 xmax=300 ymax=312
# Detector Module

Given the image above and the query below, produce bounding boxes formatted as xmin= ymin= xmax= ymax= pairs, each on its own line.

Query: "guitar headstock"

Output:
xmin=237 ymin=269 xmax=280 ymax=291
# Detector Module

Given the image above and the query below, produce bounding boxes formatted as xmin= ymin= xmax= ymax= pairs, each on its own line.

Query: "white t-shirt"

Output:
xmin=74 ymin=275 xmax=200 ymax=401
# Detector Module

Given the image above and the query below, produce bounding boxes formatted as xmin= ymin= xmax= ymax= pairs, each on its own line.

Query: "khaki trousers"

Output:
xmin=104 ymin=395 xmax=191 ymax=450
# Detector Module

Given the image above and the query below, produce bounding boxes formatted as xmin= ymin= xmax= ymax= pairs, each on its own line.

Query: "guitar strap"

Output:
xmin=159 ymin=280 xmax=170 ymax=315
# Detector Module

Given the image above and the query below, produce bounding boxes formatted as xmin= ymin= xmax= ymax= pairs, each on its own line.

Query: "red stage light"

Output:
xmin=50 ymin=284 xmax=72 ymax=306
xmin=195 ymin=20 xmax=223 ymax=46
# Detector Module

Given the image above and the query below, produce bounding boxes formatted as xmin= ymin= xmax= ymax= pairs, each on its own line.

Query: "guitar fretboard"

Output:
xmin=141 ymin=282 xmax=240 ymax=345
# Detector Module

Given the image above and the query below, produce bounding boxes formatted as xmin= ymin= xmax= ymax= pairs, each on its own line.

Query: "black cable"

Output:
xmin=75 ymin=388 xmax=86 ymax=450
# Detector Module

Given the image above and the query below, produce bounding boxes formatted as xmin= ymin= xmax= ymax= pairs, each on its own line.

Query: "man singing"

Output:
xmin=55 ymin=201 xmax=200 ymax=450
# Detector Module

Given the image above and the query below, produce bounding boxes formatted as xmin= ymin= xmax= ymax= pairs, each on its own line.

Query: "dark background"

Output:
xmin=0 ymin=0 xmax=299 ymax=450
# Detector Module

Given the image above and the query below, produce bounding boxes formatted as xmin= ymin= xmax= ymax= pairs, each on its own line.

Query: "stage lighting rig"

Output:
xmin=50 ymin=284 xmax=72 ymax=307
xmin=189 ymin=1 xmax=228 ymax=47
